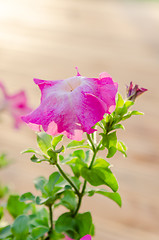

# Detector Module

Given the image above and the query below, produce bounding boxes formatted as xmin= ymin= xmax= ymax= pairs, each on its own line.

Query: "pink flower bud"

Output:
xmin=127 ymin=82 xmax=147 ymax=101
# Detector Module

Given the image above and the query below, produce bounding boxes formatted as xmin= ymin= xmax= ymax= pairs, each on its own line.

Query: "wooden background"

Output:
xmin=0 ymin=0 xmax=159 ymax=239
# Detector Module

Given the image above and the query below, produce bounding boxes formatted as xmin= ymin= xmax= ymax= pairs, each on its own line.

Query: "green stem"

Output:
xmin=56 ymin=163 xmax=80 ymax=196
xmin=73 ymin=134 xmax=101 ymax=217
xmin=49 ymin=205 xmax=53 ymax=233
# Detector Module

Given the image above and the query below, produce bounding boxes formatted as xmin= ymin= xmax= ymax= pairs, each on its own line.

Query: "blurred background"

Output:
xmin=0 ymin=0 xmax=159 ymax=239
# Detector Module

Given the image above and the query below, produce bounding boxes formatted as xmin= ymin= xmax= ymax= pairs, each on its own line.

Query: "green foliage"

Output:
xmin=0 ymin=154 xmax=9 ymax=168
xmin=67 ymin=140 xmax=89 ymax=149
xmin=87 ymin=189 xmax=122 ymax=207
xmin=11 ymin=215 xmax=29 ymax=240
xmin=59 ymin=190 xmax=77 ymax=211
xmin=7 ymin=195 xmax=30 ymax=219
xmin=37 ymin=132 xmax=52 ymax=155
xmin=0 ymin=206 xmax=3 ymax=220
xmin=31 ymin=226 xmax=49 ymax=239
xmin=52 ymin=135 xmax=63 ymax=150
xmin=20 ymin=192 xmax=35 ymax=202
xmin=0 ymin=225 xmax=12 ymax=239
xmin=0 ymin=184 xmax=8 ymax=198
xmin=81 ymin=158 xmax=118 ymax=192
xmin=55 ymin=211 xmax=93 ymax=239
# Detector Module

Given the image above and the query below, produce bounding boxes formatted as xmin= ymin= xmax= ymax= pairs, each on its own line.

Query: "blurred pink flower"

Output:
xmin=65 ymin=234 xmax=91 ymax=240
xmin=0 ymin=82 xmax=32 ymax=128
xmin=22 ymin=69 xmax=118 ymax=140
xmin=127 ymin=81 xmax=147 ymax=101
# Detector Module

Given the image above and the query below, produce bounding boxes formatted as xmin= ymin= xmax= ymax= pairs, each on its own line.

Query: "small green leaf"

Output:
xmin=75 ymin=212 xmax=93 ymax=238
xmin=111 ymin=124 xmax=125 ymax=131
xmin=0 ymin=225 xmax=12 ymax=239
xmin=7 ymin=195 xmax=30 ymax=218
xmin=31 ymin=226 xmax=49 ymax=239
xmin=124 ymin=100 xmax=134 ymax=108
xmin=21 ymin=148 xmax=40 ymax=154
xmin=30 ymin=154 xmax=47 ymax=163
xmin=11 ymin=215 xmax=29 ymax=240
xmin=131 ymin=110 xmax=143 ymax=115
xmin=60 ymin=190 xmax=77 ymax=211
xmin=44 ymin=172 xmax=61 ymax=195
xmin=34 ymin=176 xmax=47 ymax=192
xmin=117 ymin=141 xmax=127 ymax=157
xmin=81 ymin=162 xmax=118 ymax=192
xmin=66 ymin=157 xmax=87 ymax=178
xmin=55 ymin=213 xmax=76 ymax=233
xmin=20 ymin=192 xmax=35 ymax=202
xmin=0 ymin=154 xmax=9 ymax=168
xmin=0 ymin=206 xmax=3 ymax=220
xmin=67 ymin=140 xmax=87 ymax=149
xmin=72 ymin=150 xmax=85 ymax=160
xmin=107 ymin=146 xmax=117 ymax=158
xmin=116 ymin=93 xmax=124 ymax=108
xmin=37 ymin=132 xmax=52 ymax=154
xmin=71 ymin=176 xmax=81 ymax=190
xmin=88 ymin=189 xmax=122 ymax=207
xmin=0 ymin=184 xmax=8 ymax=198
xmin=52 ymin=135 xmax=63 ymax=149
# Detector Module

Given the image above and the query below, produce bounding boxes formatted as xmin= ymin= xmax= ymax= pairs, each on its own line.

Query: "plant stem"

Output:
xmin=73 ymin=134 xmax=101 ymax=217
xmin=56 ymin=162 xmax=80 ymax=196
xmin=49 ymin=205 xmax=53 ymax=233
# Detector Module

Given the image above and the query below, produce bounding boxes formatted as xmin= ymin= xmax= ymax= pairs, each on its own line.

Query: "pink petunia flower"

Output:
xmin=127 ymin=82 xmax=147 ymax=101
xmin=22 ymin=69 xmax=118 ymax=140
xmin=65 ymin=234 xmax=91 ymax=240
xmin=0 ymin=82 xmax=32 ymax=128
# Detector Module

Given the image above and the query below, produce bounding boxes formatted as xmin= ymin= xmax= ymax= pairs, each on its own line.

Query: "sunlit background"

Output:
xmin=0 ymin=0 xmax=159 ymax=239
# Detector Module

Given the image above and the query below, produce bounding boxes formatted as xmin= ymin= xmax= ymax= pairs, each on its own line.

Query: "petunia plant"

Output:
xmin=0 ymin=70 xmax=147 ymax=240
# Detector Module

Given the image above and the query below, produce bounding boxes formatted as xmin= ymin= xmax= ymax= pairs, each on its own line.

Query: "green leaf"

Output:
xmin=107 ymin=147 xmax=117 ymax=158
xmin=102 ymin=131 xmax=117 ymax=158
xmin=111 ymin=124 xmax=125 ymax=131
xmin=52 ymin=135 xmax=63 ymax=149
xmin=131 ymin=110 xmax=143 ymax=115
xmin=60 ymin=190 xmax=77 ymax=211
xmin=44 ymin=172 xmax=61 ymax=195
xmin=102 ymin=131 xmax=117 ymax=149
xmin=55 ymin=213 xmax=76 ymax=233
xmin=0 ymin=154 xmax=9 ymax=168
xmin=75 ymin=212 xmax=93 ymax=238
xmin=30 ymin=154 xmax=47 ymax=163
xmin=124 ymin=100 xmax=134 ymax=108
xmin=67 ymin=140 xmax=88 ymax=149
xmin=7 ymin=195 xmax=30 ymax=218
xmin=21 ymin=148 xmax=40 ymax=155
xmin=93 ymin=158 xmax=110 ymax=168
xmin=37 ymin=132 xmax=52 ymax=155
xmin=72 ymin=150 xmax=85 ymax=160
xmin=117 ymin=141 xmax=127 ymax=157
xmin=81 ymin=159 xmax=118 ymax=192
xmin=20 ymin=192 xmax=35 ymax=202
xmin=35 ymin=196 xmax=55 ymax=206
xmin=71 ymin=177 xmax=81 ymax=190
xmin=122 ymin=110 xmax=143 ymax=121
xmin=0 ymin=225 xmax=12 ymax=239
xmin=47 ymin=149 xmax=57 ymax=164
xmin=11 ymin=215 xmax=29 ymax=240
xmin=31 ymin=226 xmax=49 ymax=239
xmin=0 ymin=184 xmax=8 ymax=198
xmin=34 ymin=176 xmax=47 ymax=192
xmin=116 ymin=93 xmax=124 ymax=108
xmin=88 ymin=189 xmax=122 ymax=207
xmin=66 ymin=157 xmax=87 ymax=178
xmin=0 ymin=206 xmax=3 ymax=220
